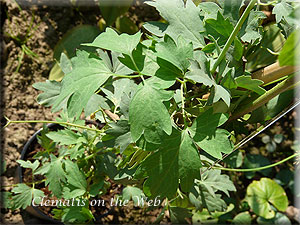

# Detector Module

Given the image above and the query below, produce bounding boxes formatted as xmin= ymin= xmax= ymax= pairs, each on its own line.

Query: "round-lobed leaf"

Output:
xmin=246 ymin=178 xmax=288 ymax=219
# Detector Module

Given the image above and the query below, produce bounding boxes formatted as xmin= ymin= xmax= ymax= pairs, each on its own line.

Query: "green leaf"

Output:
xmin=198 ymin=2 xmax=222 ymax=20
xmin=83 ymin=28 xmax=141 ymax=56
xmin=223 ymin=150 xmax=243 ymax=168
xmin=222 ymin=0 xmax=244 ymax=25
xmin=52 ymin=50 xmax=112 ymax=118
xmin=97 ymin=49 xmax=133 ymax=75
xmin=129 ymin=83 xmax=173 ymax=144
xmin=190 ymin=108 xmax=229 ymax=136
xmin=221 ymin=69 xmax=238 ymax=89
xmin=11 ymin=184 xmax=44 ymax=209
xmin=208 ymin=84 xmax=231 ymax=107
xmin=169 ymin=206 xmax=192 ymax=224
xmin=243 ymin=154 xmax=272 ymax=179
xmin=189 ymin=108 xmax=232 ymax=159
xmin=240 ymin=11 xmax=266 ymax=43
xmin=84 ymin=94 xmax=110 ymax=117
xmin=33 ymin=80 xmax=62 ymax=108
xmin=116 ymin=16 xmax=139 ymax=35
xmin=274 ymin=169 xmax=294 ymax=187
xmin=235 ymin=75 xmax=266 ymax=95
xmin=233 ymin=38 xmax=244 ymax=61
xmin=122 ymin=186 xmax=145 ymax=206
xmin=108 ymin=78 xmax=137 ymax=110
xmin=46 ymin=129 xmax=81 ymax=145
xmin=36 ymin=125 xmax=56 ymax=154
xmin=49 ymin=62 xmax=65 ymax=82
xmin=45 ymin=155 xmax=66 ymax=198
xmin=16 ymin=160 xmax=39 ymax=172
xmin=192 ymin=203 xmax=234 ymax=223
xmin=257 ymin=212 xmax=291 ymax=225
xmin=233 ymin=212 xmax=252 ymax=224
xmin=64 ymin=159 xmax=87 ymax=191
xmin=146 ymin=0 xmax=206 ymax=48
xmin=195 ymin=129 xmax=233 ymax=159
xmin=53 ymin=25 xmax=101 ymax=61
xmin=155 ymin=35 xmax=193 ymax=72
xmin=143 ymin=21 xmax=167 ymax=37
xmin=136 ymin=129 xmax=202 ymax=198
xmin=265 ymin=89 xmax=294 ymax=120
xmin=272 ymin=0 xmax=293 ymax=23
xmin=186 ymin=60 xmax=215 ymax=87
xmin=61 ymin=205 xmax=92 ymax=223
xmin=246 ymin=178 xmax=288 ymax=219
xmin=205 ymin=11 xmax=234 ymax=45
xmin=198 ymin=169 xmax=236 ymax=197
xmin=279 ymin=29 xmax=300 ymax=66
xmin=104 ymin=120 xmax=132 ymax=153
xmin=99 ymin=0 xmax=132 ymax=26
xmin=189 ymin=184 xmax=227 ymax=212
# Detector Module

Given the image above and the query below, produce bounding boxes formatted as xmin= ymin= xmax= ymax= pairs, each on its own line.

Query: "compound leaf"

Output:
xmin=194 ymin=129 xmax=233 ymax=159
xmin=122 ymin=186 xmax=145 ymax=205
xmin=198 ymin=169 xmax=236 ymax=197
xmin=46 ymin=129 xmax=81 ymax=145
xmin=189 ymin=184 xmax=227 ymax=212
xmin=33 ymin=80 xmax=62 ymax=108
xmin=104 ymin=120 xmax=132 ymax=153
xmin=198 ymin=2 xmax=222 ymax=20
xmin=205 ymin=11 xmax=234 ymax=45
xmin=11 ymin=184 xmax=44 ymax=209
xmin=64 ymin=159 xmax=87 ymax=191
xmin=155 ymin=35 xmax=193 ymax=72
xmin=240 ymin=11 xmax=266 ymax=43
xmin=45 ymin=155 xmax=66 ymax=198
xmin=83 ymin=28 xmax=141 ymax=56
xmin=52 ymin=50 xmax=112 ymax=118
xmin=146 ymin=0 xmax=205 ymax=48
xmin=16 ymin=160 xmax=39 ymax=172
xmin=136 ymin=129 xmax=202 ymax=198
xmin=272 ymin=0 xmax=293 ymax=23
xmin=235 ymin=75 xmax=266 ymax=95
xmin=129 ymin=83 xmax=173 ymax=144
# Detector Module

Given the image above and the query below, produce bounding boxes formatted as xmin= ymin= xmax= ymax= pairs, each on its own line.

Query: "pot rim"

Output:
xmin=18 ymin=123 xmax=63 ymax=224
xmin=18 ymin=122 xmax=111 ymax=224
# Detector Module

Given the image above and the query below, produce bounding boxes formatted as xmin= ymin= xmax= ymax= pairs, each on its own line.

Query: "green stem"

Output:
xmin=230 ymin=75 xmax=299 ymax=121
xmin=211 ymin=0 xmax=257 ymax=74
xmin=212 ymin=153 xmax=299 ymax=172
xmin=5 ymin=119 xmax=103 ymax=133
xmin=180 ymin=81 xmax=188 ymax=128
xmin=257 ymin=0 xmax=277 ymax=6
xmin=113 ymin=74 xmax=142 ymax=79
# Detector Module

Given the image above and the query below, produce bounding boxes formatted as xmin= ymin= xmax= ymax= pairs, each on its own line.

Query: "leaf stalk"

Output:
xmin=211 ymin=0 xmax=257 ymax=74
xmin=3 ymin=119 xmax=104 ymax=133
xmin=212 ymin=153 xmax=299 ymax=172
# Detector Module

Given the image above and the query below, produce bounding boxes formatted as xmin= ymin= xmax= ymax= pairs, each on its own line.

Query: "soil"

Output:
xmin=0 ymin=0 xmax=161 ymax=223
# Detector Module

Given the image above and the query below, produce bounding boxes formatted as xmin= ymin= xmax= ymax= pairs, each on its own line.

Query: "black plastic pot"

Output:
xmin=17 ymin=123 xmax=63 ymax=224
xmin=17 ymin=122 xmax=110 ymax=224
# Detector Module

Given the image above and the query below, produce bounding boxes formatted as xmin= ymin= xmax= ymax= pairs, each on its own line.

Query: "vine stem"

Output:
xmin=178 ymin=79 xmax=188 ymax=128
xmin=230 ymin=75 xmax=300 ymax=121
xmin=113 ymin=74 xmax=142 ymax=79
xmin=211 ymin=0 xmax=257 ymax=74
xmin=212 ymin=153 xmax=299 ymax=172
xmin=3 ymin=118 xmax=103 ymax=133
